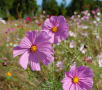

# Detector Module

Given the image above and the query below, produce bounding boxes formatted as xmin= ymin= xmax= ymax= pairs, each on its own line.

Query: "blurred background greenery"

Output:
xmin=0 ymin=0 xmax=102 ymax=19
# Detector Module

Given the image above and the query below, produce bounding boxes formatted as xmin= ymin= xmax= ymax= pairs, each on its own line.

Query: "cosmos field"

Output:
xmin=0 ymin=10 xmax=102 ymax=90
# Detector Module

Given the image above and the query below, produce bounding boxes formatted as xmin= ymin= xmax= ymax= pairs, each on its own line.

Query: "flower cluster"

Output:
xmin=13 ymin=16 xmax=94 ymax=90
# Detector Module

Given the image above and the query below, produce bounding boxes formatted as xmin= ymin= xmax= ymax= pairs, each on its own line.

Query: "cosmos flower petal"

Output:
xmin=61 ymin=77 xmax=73 ymax=90
xmin=60 ymin=31 xmax=68 ymax=40
xmin=66 ymin=64 xmax=76 ymax=78
xmin=37 ymin=42 xmax=54 ymax=54
xmin=38 ymin=47 xmax=53 ymax=54
xmin=37 ymin=51 xmax=54 ymax=65
xmin=58 ymin=16 xmax=66 ymax=21
xmin=75 ymin=84 xmax=86 ymax=90
xmin=26 ymin=30 xmax=38 ymax=44
xmin=29 ymin=53 xmax=40 ymax=71
xmin=50 ymin=16 xmax=58 ymax=25
xmin=76 ymin=66 xmax=94 ymax=78
xmin=35 ymin=31 xmax=51 ymax=44
xmin=79 ymin=78 xmax=93 ymax=89
xmin=42 ymin=30 xmax=54 ymax=43
xmin=20 ymin=37 xmax=32 ymax=48
xmin=42 ymin=19 xmax=53 ymax=30
xmin=13 ymin=46 xmax=27 ymax=57
xmin=54 ymin=36 xmax=61 ymax=44
xmin=19 ymin=51 xmax=29 ymax=70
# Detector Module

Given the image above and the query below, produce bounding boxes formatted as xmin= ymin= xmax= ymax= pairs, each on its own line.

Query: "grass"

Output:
xmin=0 ymin=14 xmax=102 ymax=90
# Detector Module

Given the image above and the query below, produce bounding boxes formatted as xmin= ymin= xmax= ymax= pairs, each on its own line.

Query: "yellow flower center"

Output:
xmin=73 ymin=77 xmax=79 ymax=84
xmin=52 ymin=26 xmax=58 ymax=32
xmin=7 ymin=72 xmax=12 ymax=77
xmin=30 ymin=45 xmax=37 ymax=52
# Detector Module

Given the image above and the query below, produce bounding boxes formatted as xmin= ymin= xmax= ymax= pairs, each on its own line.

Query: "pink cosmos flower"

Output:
xmin=56 ymin=61 xmax=64 ymax=70
xmin=42 ymin=16 xmax=69 ymax=44
xmin=13 ymin=31 xmax=54 ymax=71
xmin=61 ymin=64 xmax=93 ymax=90
xmin=25 ymin=16 xmax=32 ymax=23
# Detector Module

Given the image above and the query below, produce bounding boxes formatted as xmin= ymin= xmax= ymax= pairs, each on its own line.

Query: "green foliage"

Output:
xmin=0 ymin=0 xmax=102 ymax=18
xmin=42 ymin=0 xmax=59 ymax=15
xmin=0 ymin=0 xmax=38 ymax=18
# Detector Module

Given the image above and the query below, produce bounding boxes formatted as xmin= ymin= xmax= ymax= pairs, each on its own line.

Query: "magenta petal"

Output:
xmin=13 ymin=46 xmax=27 ymax=57
xmin=37 ymin=51 xmax=54 ymax=65
xmin=76 ymin=66 xmax=93 ymax=78
xmin=61 ymin=77 xmax=73 ymax=90
xmin=19 ymin=51 xmax=29 ymax=70
xmin=75 ymin=84 xmax=86 ymax=90
xmin=58 ymin=16 xmax=66 ymax=24
xmin=29 ymin=53 xmax=40 ymax=71
xmin=66 ymin=64 xmax=76 ymax=78
xmin=26 ymin=31 xmax=38 ymax=44
xmin=35 ymin=31 xmax=51 ymax=44
xmin=60 ymin=31 xmax=68 ymax=40
xmin=54 ymin=35 xmax=61 ymax=44
xmin=37 ymin=42 xmax=54 ymax=54
xmin=79 ymin=78 xmax=93 ymax=89
xmin=20 ymin=37 xmax=32 ymax=48
xmin=42 ymin=19 xmax=53 ymax=30
xmin=42 ymin=30 xmax=54 ymax=43
xmin=50 ymin=16 xmax=58 ymax=25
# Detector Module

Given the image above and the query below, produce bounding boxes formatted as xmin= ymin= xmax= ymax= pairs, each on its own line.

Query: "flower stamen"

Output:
xmin=52 ymin=26 xmax=58 ymax=32
xmin=73 ymin=77 xmax=79 ymax=84
xmin=30 ymin=45 xmax=37 ymax=52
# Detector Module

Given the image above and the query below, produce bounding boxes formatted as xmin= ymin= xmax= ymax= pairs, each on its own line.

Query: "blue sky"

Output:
xmin=37 ymin=0 xmax=72 ymax=6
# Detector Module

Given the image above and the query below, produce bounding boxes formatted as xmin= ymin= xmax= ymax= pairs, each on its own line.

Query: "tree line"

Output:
xmin=0 ymin=0 xmax=102 ymax=19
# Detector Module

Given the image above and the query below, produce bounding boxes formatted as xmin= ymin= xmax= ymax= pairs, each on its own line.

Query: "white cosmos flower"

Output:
xmin=93 ymin=20 xmax=97 ymax=24
xmin=98 ymin=59 xmax=102 ymax=67
xmin=69 ymin=40 xmax=76 ymax=48
xmin=79 ymin=44 xmax=87 ymax=54
xmin=97 ymin=52 xmax=102 ymax=67
xmin=96 ymin=17 xmax=100 ymax=22
xmin=69 ymin=31 xmax=76 ymax=37
xmin=97 ymin=12 xmax=101 ymax=16
xmin=82 ymin=25 xmax=88 ymax=29
xmin=0 ymin=18 xmax=6 ymax=24
xmin=56 ymin=61 xmax=64 ymax=70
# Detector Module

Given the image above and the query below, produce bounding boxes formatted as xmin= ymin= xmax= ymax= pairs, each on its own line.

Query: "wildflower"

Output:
xmin=61 ymin=64 xmax=93 ymax=90
xmin=97 ymin=52 xmax=102 ymax=67
xmin=69 ymin=31 xmax=76 ymax=37
xmin=70 ymin=16 xmax=74 ymax=21
xmin=43 ymin=10 xmax=46 ymax=14
xmin=2 ymin=62 xmax=7 ymax=66
xmin=96 ymin=17 xmax=100 ymax=22
xmin=82 ymin=25 xmax=88 ymax=29
xmin=13 ymin=31 xmax=54 ymax=71
xmin=91 ymin=10 xmax=96 ymax=15
xmin=56 ymin=61 xmax=64 ymax=70
xmin=81 ymin=32 xmax=88 ymax=37
xmin=79 ymin=44 xmax=87 ymax=54
xmin=2 ymin=57 xmax=7 ymax=61
xmin=13 ymin=44 xmax=18 ymax=47
xmin=33 ymin=16 xmax=37 ymax=19
xmin=0 ymin=18 xmax=6 ymax=24
xmin=7 ymin=72 xmax=12 ymax=77
xmin=97 ymin=12 xmax=101 ymax=16
xmin=42 ymin=16 xmax=68 ymax=44
xmin=26 ymin=16 xmax=32 ymax=22
xmin=93 ymin=20 xmax=97 ymax=24
xmin=82 ymin=10 xmax=88 ymax=15
xmin=83 ymin=56 xmax=92 ymax=64
xmin=98 ymin=59 xmax=102 ymax=67
xmin=69 ymin=40 xmax=76 ymax=48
